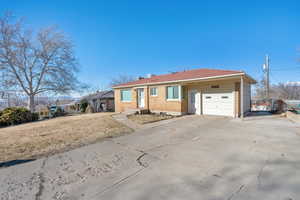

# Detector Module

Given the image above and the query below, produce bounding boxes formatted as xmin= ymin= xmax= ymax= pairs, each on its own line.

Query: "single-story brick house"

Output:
xmin=112 ymin=68 xmax=256 ymax=118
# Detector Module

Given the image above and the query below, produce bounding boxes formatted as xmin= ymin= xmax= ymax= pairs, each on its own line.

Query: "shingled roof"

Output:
xmin=81 ymin=90 xmax=114 ymax=101
xmin=113 ymin=68 xmax=252 ymax=88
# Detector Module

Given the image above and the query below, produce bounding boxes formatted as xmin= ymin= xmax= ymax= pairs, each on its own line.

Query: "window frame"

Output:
xmin=120 ymin=89 xmax=132 ymax=102
xmin=166 ymin=85 xmax=182 ymax=101
xmin=150 ymin=87 xmax=158 ymax=96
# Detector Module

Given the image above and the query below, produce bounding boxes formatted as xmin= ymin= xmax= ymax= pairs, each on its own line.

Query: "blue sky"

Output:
xmin=2 ymin=0 xmax=300 ymax=89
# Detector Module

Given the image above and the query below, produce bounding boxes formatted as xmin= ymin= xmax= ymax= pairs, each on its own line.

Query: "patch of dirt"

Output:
xmin=127 ymin=113 xmax=175 ymax=124
xmin=0 ymin=113 xmax=133 ymax=163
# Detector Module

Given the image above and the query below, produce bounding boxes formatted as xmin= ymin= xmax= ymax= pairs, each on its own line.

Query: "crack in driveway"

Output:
xmin=95 ymin=168 xmax=145 ymax=197
xmin=35 ymin=157 xmax=47 ymax=200
xmin=227 ymin=184 xmax=245 ymax=200
xmin=136 ymin=152 xmax=148 ymax=167
xmin=88 ymin=141 xmax=153 ymax=198
xmin=257 ymin=158 xmax=269 ymax=189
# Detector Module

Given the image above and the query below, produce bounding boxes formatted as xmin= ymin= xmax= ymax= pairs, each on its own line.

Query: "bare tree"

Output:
xmin=109 ymin=75 xmax=136 ymax=88
xmin=272 ymin=83 xmax=300 ymax=100
xmin=0 ymin=13 xmax=81 ymax=112
xmin=85 ymin=84 xmax=107 ymax=94
xmin=253 ymin=78 xmax=300 ymax=100
xmin=253 ymin=77 xmax=266 ymax=99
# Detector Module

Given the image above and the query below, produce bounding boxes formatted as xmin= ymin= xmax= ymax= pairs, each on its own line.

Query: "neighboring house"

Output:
xmin=81 ymin=90 xmax=115 ymax=112
xmin=59 ymin=101 xmax=80 ymax=113
xmin=112 ymin=68 xmax=256 ymax=117
xmin=35 ymin=105 xmax=50 ymax=118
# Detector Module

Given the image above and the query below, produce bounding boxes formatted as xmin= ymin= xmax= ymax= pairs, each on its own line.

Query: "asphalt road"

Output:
xmin=1 ymin=115 xmax=300 ymax=200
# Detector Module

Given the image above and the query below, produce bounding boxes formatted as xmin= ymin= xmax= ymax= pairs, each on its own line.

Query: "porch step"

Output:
xmin=123 ymin=109 xmax=139 ymax=115
xmin=123 ymin=108 xmax=151 ymax=115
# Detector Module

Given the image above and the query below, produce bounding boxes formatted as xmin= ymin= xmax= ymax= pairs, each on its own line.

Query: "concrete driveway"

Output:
xmin=1 ymin=115 xmax=300 ymax=200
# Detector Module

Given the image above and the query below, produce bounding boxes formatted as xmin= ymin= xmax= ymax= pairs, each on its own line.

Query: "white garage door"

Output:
xmin=202 ymin=92 xmax=234 ymax=117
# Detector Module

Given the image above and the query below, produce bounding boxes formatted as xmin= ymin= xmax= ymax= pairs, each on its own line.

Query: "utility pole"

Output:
xmin=263 ymin=55 xmax=270 ymax=98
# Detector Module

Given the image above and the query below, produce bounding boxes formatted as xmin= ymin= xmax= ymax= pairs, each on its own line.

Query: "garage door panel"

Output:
xmin=202 ymin=91 xmax=234 ymax=117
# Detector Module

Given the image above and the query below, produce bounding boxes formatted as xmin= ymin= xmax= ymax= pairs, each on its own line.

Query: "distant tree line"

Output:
xmin=254 ymin=81 xmax=300 ymax=100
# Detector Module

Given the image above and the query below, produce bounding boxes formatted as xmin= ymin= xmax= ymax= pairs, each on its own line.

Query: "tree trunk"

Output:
xmin=28 ymin=94 xmax=35 ymax=112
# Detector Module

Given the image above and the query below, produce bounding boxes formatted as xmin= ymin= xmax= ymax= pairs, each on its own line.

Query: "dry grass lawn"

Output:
xmin=0 ymin=113 xmax=132 ymax=163
xmin=127 ymin=113 xmax=175 ymax=124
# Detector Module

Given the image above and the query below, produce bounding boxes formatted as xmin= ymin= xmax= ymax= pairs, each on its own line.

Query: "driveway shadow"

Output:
xmin=0 ymin=159 xmax=36 ymax=168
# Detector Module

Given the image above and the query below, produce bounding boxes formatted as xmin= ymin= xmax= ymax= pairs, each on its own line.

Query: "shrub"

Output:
xmin=79 ymin=99 xmax=88 ymax=113
xmin=31 ymin=112 xmax=40 ymax=121
xmin=70 ymin=105 xmax=77 ymax=111
xmin=0 ymin=107 xmax=39 ymax=127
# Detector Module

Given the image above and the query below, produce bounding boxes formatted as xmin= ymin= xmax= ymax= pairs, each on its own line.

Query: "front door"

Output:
xmin=188 ymin=90 xmax=201 ymax=114
xmin=137 ymin=88 xmax=145 ymax=108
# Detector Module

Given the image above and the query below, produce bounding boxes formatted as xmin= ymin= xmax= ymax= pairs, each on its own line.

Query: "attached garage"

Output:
xmin=202 ymin=91 xmax=234 ymax=117
xmin=187 ymin=82 xmax=237 ymax=117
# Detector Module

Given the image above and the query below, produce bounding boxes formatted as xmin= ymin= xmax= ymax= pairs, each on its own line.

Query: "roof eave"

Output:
xmin=244 ymin=74 xmax=257 ymax=84
xmin=112 ymin=73 xmax=255 ymax=89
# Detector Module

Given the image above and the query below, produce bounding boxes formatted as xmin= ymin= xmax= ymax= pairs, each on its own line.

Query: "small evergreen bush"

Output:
xmin=79 ymin=99 xmax=89 ymax=113
xmin=0 ymin=107 xmax=39 ymax=127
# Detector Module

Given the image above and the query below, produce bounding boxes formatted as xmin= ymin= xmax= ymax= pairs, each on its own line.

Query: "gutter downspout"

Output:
xmin=147 ymin=86 xmax=150 ymax=110
xmin=240 ymin=76 xmax=244 ymax=118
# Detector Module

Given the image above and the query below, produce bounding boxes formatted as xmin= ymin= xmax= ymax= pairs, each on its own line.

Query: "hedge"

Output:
xmin=0 ymin=107 xmax=39 ymax=127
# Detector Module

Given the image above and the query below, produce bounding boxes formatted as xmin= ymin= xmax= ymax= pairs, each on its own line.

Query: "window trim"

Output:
xmin=120 ymin=89 xmax=132 ymax=102
xmin=150 ymin=87 xmax=158 ymax=96
xmin=166 ymin=85 xmax=182 ymax=101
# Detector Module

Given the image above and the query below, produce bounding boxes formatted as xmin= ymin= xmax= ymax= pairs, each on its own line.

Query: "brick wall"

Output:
xmin=114 ymin=85 xmax=184 ymax=114
xmin=148 ymin=85 xmax=182 ymax=113
xmin=114 ymin=88 xmax=137 ymax=112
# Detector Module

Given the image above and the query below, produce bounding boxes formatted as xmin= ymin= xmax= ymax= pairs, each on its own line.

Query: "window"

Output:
xmin=166 ymin=86 xmax=180 ymax=100
xmin=181 ymin=86 xmax=185 ymax=99
xmin=150 ymin=87 xmax=158 ymax=96
xmin=206 ymin=96 xmax=212 ymax=99
xmin=221 ymin=96 xmax=229 ymax=99
xmin=120 ymin=89 xmax=131 ymax=102
xmin=211 ymin=85 xmax=220 ymax=88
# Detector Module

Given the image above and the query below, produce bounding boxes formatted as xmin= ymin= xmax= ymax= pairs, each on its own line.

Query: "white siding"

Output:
xmin=243 ymin=81 xmax=251 ymax=112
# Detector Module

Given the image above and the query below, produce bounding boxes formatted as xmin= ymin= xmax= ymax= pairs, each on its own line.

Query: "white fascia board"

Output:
xmin=244 ymin=74 xmax=257 ymax=84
